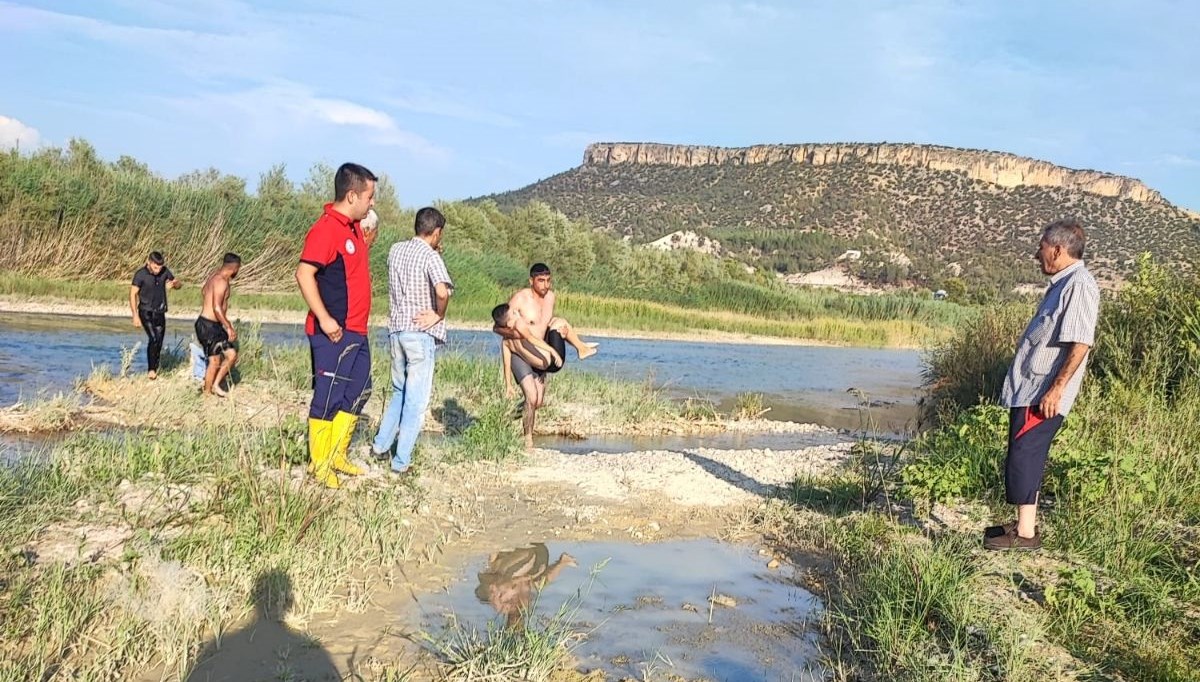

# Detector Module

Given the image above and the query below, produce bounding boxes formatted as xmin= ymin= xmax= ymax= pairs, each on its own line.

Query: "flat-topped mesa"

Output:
xmin=583 ymin=142 xmax=1165 ymax=204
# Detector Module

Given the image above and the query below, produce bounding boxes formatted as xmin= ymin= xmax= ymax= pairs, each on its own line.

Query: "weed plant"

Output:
xmin=815 ymin=258 xmax=1200 ymax=680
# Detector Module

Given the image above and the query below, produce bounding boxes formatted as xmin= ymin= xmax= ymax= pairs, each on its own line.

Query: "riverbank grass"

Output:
xmin=787 ymin=260 xmax=1200 ymax=681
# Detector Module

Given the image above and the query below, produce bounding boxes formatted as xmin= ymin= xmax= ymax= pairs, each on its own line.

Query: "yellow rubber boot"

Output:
xmin=307 ymin=417 xmax=339 ymax=489
xmin=330 ymin=411 xmax=365 ymax=476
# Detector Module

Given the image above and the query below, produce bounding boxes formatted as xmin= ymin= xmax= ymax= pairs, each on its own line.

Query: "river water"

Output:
xmin=0 ymin=311 xmax=924 ymax=433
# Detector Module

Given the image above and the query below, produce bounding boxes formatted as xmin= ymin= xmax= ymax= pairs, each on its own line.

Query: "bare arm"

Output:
xmin=295 ymin=263 xmax=342 ymax=341
xmin=212 ymin=278 xmax=237 ymax=342
xmin=415 ymin=282 xmax=451 ymax=330
xmin=493 ymin=325 xmax=521 ymax=339
xmin=168 ymin=277 xmax=181 ymax=290
xmin=1038 ymin=342 xmax=1091 ymax=419
xmin=129 ymin=285 xmax=140 ymax=327
xmin=513 ymin=317 xmax=562 ymax=366
xmin=501 ymin=342 xmax=515 ymax=397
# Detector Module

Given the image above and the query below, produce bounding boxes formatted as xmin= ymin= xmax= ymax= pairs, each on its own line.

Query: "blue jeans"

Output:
xmin=372 ymin=332 xmax=437 ymax=471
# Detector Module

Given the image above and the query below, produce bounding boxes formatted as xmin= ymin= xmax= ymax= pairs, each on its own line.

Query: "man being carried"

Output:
xmin=130 ymin=250 xmax=180 ymax=380
xmin=194 ymin=253 xmax=241 ymax=397
xmin=492 ymin=263 xmax=598 ymax=449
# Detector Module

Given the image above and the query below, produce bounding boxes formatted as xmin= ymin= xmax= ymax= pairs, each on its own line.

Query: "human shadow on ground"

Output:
xmin=433 ymin=397 xmax=473 ymax=436
xmin=680 ymin=451 xmax=777 ymax=498
xmin=681 ymin=451 xmax=860 ymax=516
xmin=185 ymin=569 xmax=339 ymax=682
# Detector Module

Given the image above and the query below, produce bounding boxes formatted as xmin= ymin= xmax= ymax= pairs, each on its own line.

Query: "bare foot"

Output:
xmin=577 ymin=342 xmax=599 ymax=360
xmin=213 ymin=385 xmax=228 ymax=398
xmin=148 ymin=370 xmax=157 ymax=380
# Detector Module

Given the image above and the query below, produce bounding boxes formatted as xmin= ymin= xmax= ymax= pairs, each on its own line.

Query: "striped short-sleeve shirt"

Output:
xmin=1000 ymin=261 xmax=1100 ymax=416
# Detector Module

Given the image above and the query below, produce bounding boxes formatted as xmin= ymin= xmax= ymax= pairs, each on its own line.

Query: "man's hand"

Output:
xmin=226 ymin=325 xmax=238 ymax=343
xmin=414 ymin=310 xmax=441 ymax=330
xmin=132 ymin=315 xmax=141 ymax=328
xmin=170 ymin=280 xmax=181 ymax=289
xmin=320 ymin=316 xmax=343 ymax=343
xmin=505 ymin=383 xmax=516 ymax=399
xmin=549 ymin=348 xmax=563 ymax=368
xmin=1039 ymin=386 xmax=1063 ymax=419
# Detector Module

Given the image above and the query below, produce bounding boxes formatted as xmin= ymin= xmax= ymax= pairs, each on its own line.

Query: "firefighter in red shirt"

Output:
xmin=295 ymin=162 xmax=378 ymax=488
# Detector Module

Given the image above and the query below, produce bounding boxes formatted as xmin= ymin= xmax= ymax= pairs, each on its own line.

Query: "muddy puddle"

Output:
xmin=418 ymin=539 xmax=826 ymax=681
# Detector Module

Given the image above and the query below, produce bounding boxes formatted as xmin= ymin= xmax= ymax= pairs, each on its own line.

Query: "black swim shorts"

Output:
xmin=195 ymin=316 xmax=232 ymax=357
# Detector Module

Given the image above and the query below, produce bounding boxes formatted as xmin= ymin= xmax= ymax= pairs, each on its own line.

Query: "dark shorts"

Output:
xmin=510 ymin=329 xmax=568 ymax=383
xmin=1004 ymin=405 xmax=1065 ymax=505
xmin=195 ymin=316 xmax=232 ymax=357
xmin=511 ymin=352 xmax=545 ymax=385
xmin=543 ymin=329 xmax=566 ymax=374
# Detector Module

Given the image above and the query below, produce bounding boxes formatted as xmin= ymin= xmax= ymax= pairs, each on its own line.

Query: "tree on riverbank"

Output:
xmin=0 ymin=141 xmax=966 ymax=346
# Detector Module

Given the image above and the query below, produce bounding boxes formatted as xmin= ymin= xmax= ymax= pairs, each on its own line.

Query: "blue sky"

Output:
xmin=2 ymin=0 xmax=1198 ymax=209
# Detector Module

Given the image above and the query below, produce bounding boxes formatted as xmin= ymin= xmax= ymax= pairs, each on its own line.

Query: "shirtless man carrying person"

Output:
xmin=194 ymin=253 xmax=241 ymax=396
xmin=492 ymin=262 xmax=598 ymax=448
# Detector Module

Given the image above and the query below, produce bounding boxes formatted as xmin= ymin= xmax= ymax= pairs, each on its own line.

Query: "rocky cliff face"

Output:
xmin=583 ymin=142 xmax=1164 ymax=204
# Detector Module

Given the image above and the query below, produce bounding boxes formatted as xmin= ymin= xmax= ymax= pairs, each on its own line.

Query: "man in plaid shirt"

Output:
xmin=368 ymin=207 xmax=453 ymax=474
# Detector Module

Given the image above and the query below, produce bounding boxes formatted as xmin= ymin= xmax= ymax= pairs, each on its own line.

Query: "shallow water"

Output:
xmin=0 ymin=311 xmax=923 ymax=431
xmin=420 ymin=538 xmax=825 ymax=681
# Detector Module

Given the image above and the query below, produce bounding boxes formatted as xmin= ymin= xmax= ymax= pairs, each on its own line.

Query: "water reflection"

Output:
xmin=428 ymin=539 xmax=826 ymax=681
xmin=474 ymin=543 xmax=578 ymax=629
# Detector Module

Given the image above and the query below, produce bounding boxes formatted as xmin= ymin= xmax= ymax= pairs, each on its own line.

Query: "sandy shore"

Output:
xmin=0 ymin=295 xmax=842 ymax=348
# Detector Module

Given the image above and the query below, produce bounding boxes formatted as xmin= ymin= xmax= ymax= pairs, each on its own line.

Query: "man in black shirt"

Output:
xmin=130 ymin=251 xmax=180 ymax=379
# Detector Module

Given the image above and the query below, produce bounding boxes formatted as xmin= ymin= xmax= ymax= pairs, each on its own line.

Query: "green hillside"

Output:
xmin=488 ymin=149 xmax=1200 ymax=295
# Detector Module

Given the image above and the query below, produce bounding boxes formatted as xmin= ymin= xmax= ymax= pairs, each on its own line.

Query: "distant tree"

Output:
xmin=257 ymin=163 xmax=294 ymax=209
xmin=943 ymin=277 xmax=968 ymax=302
xmin=177 ymin=167 xmax=247 ymax=202
xmin=66 ymin=138 xmax=103 ymax=173
xmin=299 ymin=162 xmax=335 ymax=203
xmin=112 ymin=155 xmax=153 ymax=177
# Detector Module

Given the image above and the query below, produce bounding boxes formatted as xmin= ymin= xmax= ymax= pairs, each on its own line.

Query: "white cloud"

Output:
xmin=0 ymin=115 xmax=41 ymax=150
xmin=384 ymin=92 xmax=518 ymax=128
xmin=165 ymin=83 xmax=450 ymax=161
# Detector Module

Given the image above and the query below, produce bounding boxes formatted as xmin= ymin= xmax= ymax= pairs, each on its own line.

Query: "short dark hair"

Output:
xmin=223 ymin=252 xmax=242 ymax=265
xmin=491 ymin=303 xmax=511 ymax=327
xmin=529 ymin=263 xmax=551 ymax=277
xmin=1042 ymin=218 xmax=1086 ymax=259
xmin=148 ymin=251 xmax=164 ymax=265
xmin=414 ymin=207 xmax=446 ymax=236
xmin=333 ymin=163 xmax=377 ymax=201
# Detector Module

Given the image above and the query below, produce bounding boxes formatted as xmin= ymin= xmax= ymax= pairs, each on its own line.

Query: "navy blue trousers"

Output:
xmin=308 ymin=331 xmax=372 ymax=420
xmin=1004 ymin=405 xmax=1064 ymax=505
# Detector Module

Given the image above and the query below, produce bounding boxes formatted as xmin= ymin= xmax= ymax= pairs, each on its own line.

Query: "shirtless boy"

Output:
xmin=195 ymin=253 xmax=241 ymax=396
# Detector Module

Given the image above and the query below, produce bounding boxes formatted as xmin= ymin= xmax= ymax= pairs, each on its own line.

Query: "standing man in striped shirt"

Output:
xmin=985 ymin=218 xmax=1100 ymax=551
xmin=368 ymin=207 xmax=453 ymax=475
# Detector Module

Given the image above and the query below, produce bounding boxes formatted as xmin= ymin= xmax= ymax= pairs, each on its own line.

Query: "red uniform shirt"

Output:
xmin=299 ymin=204 xmax=371 ymax=335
